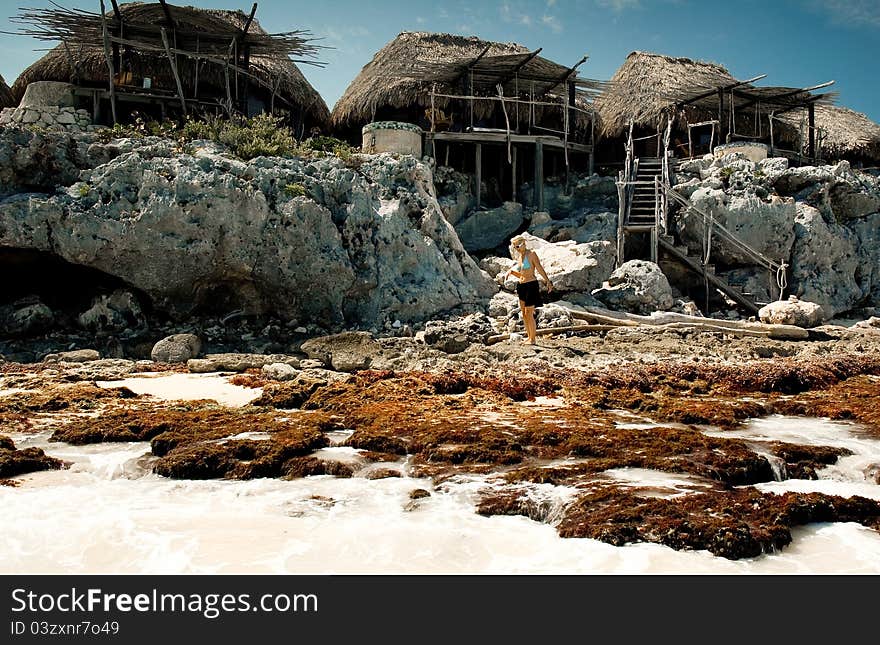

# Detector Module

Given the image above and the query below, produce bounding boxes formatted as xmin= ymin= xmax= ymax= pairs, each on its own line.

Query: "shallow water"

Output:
xmin=2 ymin=375 xmax=880 ymax=574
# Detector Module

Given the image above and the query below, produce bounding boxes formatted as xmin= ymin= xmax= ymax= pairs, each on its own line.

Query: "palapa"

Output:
xmin=10 ymin=2 xmax=329 ymax=127
xmin=330 ymin=31 xmax=604 ymax=135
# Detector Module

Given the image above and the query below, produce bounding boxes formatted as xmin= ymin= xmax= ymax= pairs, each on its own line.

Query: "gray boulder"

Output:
xmin=0 ymin=137 xmax=495 ymax=329
xmin=187 ymin=353 xmax=300 ymax=373
xmin=0 ymin=297 xmax=53 ymax=336
xmin=423 ymin=312 xmax=496 ymax=353
xmin=790 ymin=204 xmax=862 ymax=317
xmin=151 ymin=333 xmax=202 ymax=363
xmin=300 ymin=331 xmax=382 ymax=372
xmin=78 ymin=289 xmax=145 ymax=332
xmin=513 ymin=233 xmax=616 ymax=294
xmin=675 ymin=188 xmax=796 ymax=266
xmin=849 ymin=213 xmax=880 ymax=306
xmin=454 ymin=201 xmax=524 ymax=252
xmin=19 ymin=82 xmax=76 ymax=108
xmin=758 ymin=296 xmax=825 ymax=328
xmin=43 ymin=349 xmax=100 ymax=363
xmin=261 ymin=362 xmax=299 ymax=381
xmin=592 ymin=260 xmax=674 ymax=314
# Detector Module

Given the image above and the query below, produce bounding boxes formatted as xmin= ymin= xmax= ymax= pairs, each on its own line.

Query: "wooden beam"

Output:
xmin=675 ymin=74 xmax=766 ymax=109
xmin=540 ymin=55 xmax=587 ymax=97
xmin=734 ymin=81 xmax=835 ymax=112
xmin=242 ymin=3 xmax=258 ymax=34
xmin=475 ymin=143 xmax=482 ymax=209
xmin=451 ymin=44 xmax=493 ymax=85
xmin=158 ymin=0 xmax=174 ymax=27
xmin=109 ymin=0 xmax=123 ymax=22
xmin=808 ymin=102 xmax=815 ymax=159
xmin=99 ymin=0 xmax=117 ymax=124
xmin=160 ymin=27 xmax=187 ymax=115
xmin=497 ymin=48 xmax=542 ymax=86
xmin=534 ymin=141 xmax=544 ymax=211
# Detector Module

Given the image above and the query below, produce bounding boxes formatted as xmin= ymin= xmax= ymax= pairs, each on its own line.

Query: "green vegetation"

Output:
xmin=283 ymin=182 xmax=307 ymax=198
xmin=94 ymin=113 xmax=361 ymax=164
xmin=76 ymin=183 xmax=91 ymax=198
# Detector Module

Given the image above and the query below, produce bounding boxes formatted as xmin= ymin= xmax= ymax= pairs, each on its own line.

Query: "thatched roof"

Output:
xmin=330 ymin=31 xmax=601 ymax=131
xmin=0 ymin=74 xmax=13 ymax=109
xmin=10 ymin=2 xmax=329 ymax=125
xmin=792 ymin=105 xmax=880 ymax=163
xmin=594 ymin=51 xmax=736 ymax=137
xmin=594 ymin=51 xmax=834 ymax=141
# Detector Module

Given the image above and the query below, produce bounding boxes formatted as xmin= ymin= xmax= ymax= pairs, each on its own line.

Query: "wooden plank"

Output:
xmin=160 ymin=27 xmax=187 ymax=115
xmin=99 ymin=1 xmax=117 ymax=125
xmin=475 ymin=143 xmax=482 ymax=209
xmin=676 ymin=75 xmax=766 ymax=109
xmin=242 ymin=3 xmax=258 ymax=34
xmin=535 ymin=141 xmax=544 ymax=211
xmin=158 ymin=0 xmax=174 ymax=26
xmin=808 ymin=102 xmax=815 ymax=159
xmin=511 ymin=145 xmax=517 ymax=201
xmin=425 ymin=131 xmax=592 ymax=152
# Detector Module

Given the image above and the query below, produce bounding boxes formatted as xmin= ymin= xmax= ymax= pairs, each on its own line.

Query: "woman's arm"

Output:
xmin=531 ymin=253 xmax=553 ymax=290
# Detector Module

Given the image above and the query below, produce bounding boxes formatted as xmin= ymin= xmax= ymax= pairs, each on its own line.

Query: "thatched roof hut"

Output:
xmin=594 ymin=50 xmax=836 ymax=158
xmin=11 ymin=2 xmax=329 ymax=127
xmin=330 ymin=31 xmax=602 ymax=136
xmin=800 ymin=105 xmax=880 ymax=165
xmin=594 ymin=51 xmax=738 ymax=138
xmin=0 ymin=74 xmax=14 ymax=109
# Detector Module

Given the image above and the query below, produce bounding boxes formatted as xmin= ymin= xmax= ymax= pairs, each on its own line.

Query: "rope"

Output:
xmin=776 ymin=261 xmax=788 ymax=298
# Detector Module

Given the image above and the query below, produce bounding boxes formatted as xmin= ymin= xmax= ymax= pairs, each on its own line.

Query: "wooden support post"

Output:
xmin=511 ymin=145 xmax=517 ymax=202
xmin=717 ymin=89 xmax=724 ymax=148
xmin=808 ymin=102 xmax=816 ymax=160
xmin=475 ymin=143 xmax=482 ymax=209
xmin=224 ymin=38 xmax=234 ymax=115
xmin=99 ymin=1 xmax=117 ymax=125
xmin=534 ymin=141 xmax=544 ymax=211
xmin=160 ymin=27 xmax=187 ymax=116
xmin=194 ymin=35 xmax=200 ymax=98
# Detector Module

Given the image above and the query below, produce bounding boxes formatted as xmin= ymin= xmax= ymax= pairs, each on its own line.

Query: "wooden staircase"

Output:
xmin=625 ymin=157 xmax=663 ymax=229
xmin=657 ymin=234 xmax=761 ymax=315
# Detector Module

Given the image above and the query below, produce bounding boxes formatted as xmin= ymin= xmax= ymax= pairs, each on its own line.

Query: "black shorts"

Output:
xmin=516 ymin=280 xmax=541 ymax=308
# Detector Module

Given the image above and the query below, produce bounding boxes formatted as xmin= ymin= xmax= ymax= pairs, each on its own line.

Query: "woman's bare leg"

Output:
xmin=524 ymin=305 xmax=536 ymax=344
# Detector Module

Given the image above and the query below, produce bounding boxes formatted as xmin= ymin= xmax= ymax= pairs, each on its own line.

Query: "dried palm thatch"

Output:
xmin=595 ymin=51 xmax=834 ymax=148
xmin=786 ymin=105 xmax=880 ymax=163
xmin=330 ymin=31 xmax=602 ymax=132
xmin=595 ymin=51 xmax=737 ymax=138
xmin=10 ymin=2 xmax=329 ymax=125
xmin=0 ymin=74 xmax=13 ymax=108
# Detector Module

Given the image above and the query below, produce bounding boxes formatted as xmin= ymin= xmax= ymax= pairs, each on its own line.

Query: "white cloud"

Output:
xmin=547 ymin=0 xmax=558 ymax=6
xmin=520 ymin=15 xmax=533 ymax=26
xmin=812 ymin=0 xmax=880 ymax=27
xmin=542 ymin=14 xmax=563 ymax=32
xmin=595 ymin=0 xmax=641 ymax=11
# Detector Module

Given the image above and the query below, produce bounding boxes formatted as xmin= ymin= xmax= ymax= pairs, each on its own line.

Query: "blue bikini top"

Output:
xmin=520 ymin=254 xmax=532 ymax=271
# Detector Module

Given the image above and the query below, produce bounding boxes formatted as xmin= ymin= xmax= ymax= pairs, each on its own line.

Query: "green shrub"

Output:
xmin=283 ymin=182 xmax=307 ymax=198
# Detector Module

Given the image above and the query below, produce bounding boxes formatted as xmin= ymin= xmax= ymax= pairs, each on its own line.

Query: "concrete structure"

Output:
xmin=362 ymin=121 xmax=423 ymax=156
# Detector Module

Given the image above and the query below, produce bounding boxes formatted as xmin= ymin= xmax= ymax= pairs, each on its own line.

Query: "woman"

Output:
xmin=505 ymin=235 xmax=553 ymax=345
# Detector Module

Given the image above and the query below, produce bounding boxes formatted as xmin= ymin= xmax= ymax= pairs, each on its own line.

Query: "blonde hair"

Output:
xmin=509 ymin=235 xmax=527 ymax=260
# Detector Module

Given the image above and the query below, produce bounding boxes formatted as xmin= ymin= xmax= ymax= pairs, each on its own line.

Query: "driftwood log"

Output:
xmin=560 ymin=305 xmax=810 ymax=340
xmin=488 ymin=304 xmax=810 ymax=343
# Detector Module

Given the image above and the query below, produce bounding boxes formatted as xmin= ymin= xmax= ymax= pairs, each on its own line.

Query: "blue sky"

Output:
xmin=1 ymin=0 xmax=878 ymax=122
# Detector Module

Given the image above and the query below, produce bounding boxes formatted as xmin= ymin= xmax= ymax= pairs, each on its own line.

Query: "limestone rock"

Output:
xmin=0 ymin=139 xmax=495 ymax=329
xmin=758 ymin=296 xmax=825 ymax=328
xmin=423 ymin=312 xmax=496 ymax=353
xmin=43 ymin=349 xmax=100 ymax=363
xmin=187 ymin=353 xmax=300 ymax=373
xmin=454 ymin=201 xmax=524 ymax=252
xmin=592 ymin=260 xmax=674 ymax=315
xmin=261 ymin=362 xmax=299 ymax=381
xmin=0 ymin=297 xmax=53 ymax=336
xmin=78 ymin=290 xmax=145 ymax=332
xmin=20 ymin=82 xmax=76 ymax=109
xmin=151 ymin=333 xmax=202 ymax=363
xmin=300 ymin=331 xmax=382 ymax=372
xmin=513 ymin=233 xmax=616 ymax=295
xmin=790 ymin=204 xmax=862 ymax=317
